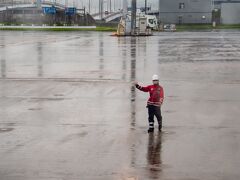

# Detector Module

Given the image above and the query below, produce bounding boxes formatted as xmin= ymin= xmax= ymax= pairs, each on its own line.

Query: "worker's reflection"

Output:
xmin=147 ymin=132 xmax=162 ymax=178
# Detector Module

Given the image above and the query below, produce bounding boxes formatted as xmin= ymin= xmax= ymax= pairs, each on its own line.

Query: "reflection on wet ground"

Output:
xmin=130 ymin=37 xmax=137 ymax=128
xmin=0 ymin=127 xmax=14 ymax=133
xmin=147 ymin=133 xmax=162 ymax=179
xmin=0 ymin=31 xmax=240 ymax=180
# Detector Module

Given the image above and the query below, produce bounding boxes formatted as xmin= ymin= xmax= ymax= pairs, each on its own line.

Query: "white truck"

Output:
xmin=145 ymin=15 xmax=158 ymax=30
xmin=136 ymin=14 xmax=158 ymax=30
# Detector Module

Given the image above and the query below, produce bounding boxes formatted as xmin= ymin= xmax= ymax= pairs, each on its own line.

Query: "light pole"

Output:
xmin=131 ymin=0 xmax=136 ymax=34
xmin=89 ymin=0 xmax=91 ymax=14
xmin=158 ymin=0 xmax=161 ymax=25
xmin=99 ymin=0 xmax=103 ymax=20
xmin=110 ymin=0 xmax=112 ymax=13
xmin=99 ymin=0 xmax=101 ymax=19
xmin=11 ymin=0 xmax=13 ymax=23
xmin=145 ymin=0 xmax=147 ymax=14
xmin=123 ymin=0 xmax=128 ymax=17
xmin=114 ymin=0 xmax=116 ymax=11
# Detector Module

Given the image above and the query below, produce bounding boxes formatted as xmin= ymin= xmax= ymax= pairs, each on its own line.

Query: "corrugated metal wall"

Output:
xmin=221 ymin=3 xmax=240 ymax=24
xmin=160 ymin=0 xmax=213 ymax=24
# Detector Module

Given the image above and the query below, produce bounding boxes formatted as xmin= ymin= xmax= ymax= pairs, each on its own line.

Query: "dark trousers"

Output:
xmin=148 ymin=105 xmax=162 ymax=129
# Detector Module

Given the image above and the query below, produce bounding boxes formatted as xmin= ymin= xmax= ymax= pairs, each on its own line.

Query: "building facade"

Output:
xmin=214 ymin=0 xmax=240 ymax=9
xmin=159 ymin=0 xmax=213 ymax=24
xmin=0 ymin=0 xmax=34 ymax=6
xmin=221 ymin=2 xmax=240 ymax=24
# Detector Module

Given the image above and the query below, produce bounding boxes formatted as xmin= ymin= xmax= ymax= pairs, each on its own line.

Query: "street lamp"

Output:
xmin=158 ymin=0 xmax=161 ymax=25
xmin=11 ymin=0 xmax=13 ymax=23
xmin=145 ymin=0 xmax=147 ymax=14
xmin=110 ymin=0 xmax=112 ymax=13
xmin=89 ymin=0 xmax=91 ymax=14
xmin=131 ymin=0 xmax=136 ymax=34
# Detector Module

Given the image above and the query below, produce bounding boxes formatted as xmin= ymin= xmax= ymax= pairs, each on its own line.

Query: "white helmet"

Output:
xmin=152 ymin=74 xmax=159 ymax=81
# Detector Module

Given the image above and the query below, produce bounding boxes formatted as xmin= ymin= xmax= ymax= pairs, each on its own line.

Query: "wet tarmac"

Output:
xmin=0 ymin=30 xmax=240 ymax=180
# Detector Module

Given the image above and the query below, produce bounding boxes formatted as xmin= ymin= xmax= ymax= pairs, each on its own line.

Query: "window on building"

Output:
xmin=179 ymin=3 xmax=185 ymax=9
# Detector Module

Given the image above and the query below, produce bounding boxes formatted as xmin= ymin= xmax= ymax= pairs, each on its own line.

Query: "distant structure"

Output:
xmin=213 ymin=0 xmax=240 ymax=8
xmin=159 ymin=0 xmax=213 ymax=24
xmin=0 ymin=0 xmax=34 ymax=7
xmin=0 ymin=0 xmax=95 ymax=25
xmin=123 ymin=0 xmax=128 ymax=17
xmin=220 ymin=1 xmax=240 ymax=24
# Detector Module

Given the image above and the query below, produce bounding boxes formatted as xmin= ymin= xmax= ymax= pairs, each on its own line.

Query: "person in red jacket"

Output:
xmin=135 ymin=74 xmax=164 ymax=133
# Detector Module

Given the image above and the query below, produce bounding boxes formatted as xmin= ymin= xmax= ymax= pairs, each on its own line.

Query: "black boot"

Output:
xmin=158 ymin=121 xmax=162 ymax=132
xmin=158 ymin=125 xmax=162 ymax=132
xmin=148 ymin=128 xmax=154 ymax=133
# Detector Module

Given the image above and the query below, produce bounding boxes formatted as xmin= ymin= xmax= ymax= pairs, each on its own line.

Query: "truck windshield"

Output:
xmin=148 ymin=19 xmax=154 ymax=24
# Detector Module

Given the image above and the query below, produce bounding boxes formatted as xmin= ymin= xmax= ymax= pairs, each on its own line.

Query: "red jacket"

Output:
xmin=136 ymin=84 xmax=164 ymax=107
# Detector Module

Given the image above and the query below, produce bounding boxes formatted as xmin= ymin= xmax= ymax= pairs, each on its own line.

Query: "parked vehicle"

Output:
xmin=145 ymin=15 xmax=158 ymax=30
xmin=163 ymin=24 xmax=176 ymax=32
xmin=136 ymin=14 xmax=158 ymax=30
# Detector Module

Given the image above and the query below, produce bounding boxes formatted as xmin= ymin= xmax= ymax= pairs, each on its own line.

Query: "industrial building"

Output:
xmin=159 ymin=0 xmax=213 ymax=24
xmin=212 ymin=0 xmax=240 ymax=24
xmin=214 ymin=0 xmax=240 ymax=8
xmin=221 ymin=2 xmax=240 ymax=24
xmin=0 ymin=0 xmax=95 ymax=25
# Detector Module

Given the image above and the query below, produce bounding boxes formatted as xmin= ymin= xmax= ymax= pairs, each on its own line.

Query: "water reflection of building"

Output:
xmin=0 ymin=40 xmax=43 ymax=78
xmin=0 ymin=36 xmax=6 ymax=78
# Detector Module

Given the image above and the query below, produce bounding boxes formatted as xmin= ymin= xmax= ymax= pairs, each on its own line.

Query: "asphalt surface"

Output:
xmin=0 ymin=30 xmax=240 ymax=180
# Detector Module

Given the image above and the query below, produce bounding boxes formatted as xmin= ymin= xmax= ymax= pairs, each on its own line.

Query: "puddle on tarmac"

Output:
xmin=0 ymin=128 xmax=14 ymax=133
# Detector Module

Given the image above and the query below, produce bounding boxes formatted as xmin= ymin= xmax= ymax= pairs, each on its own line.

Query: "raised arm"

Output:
xmin=135 ymin=83 xmax=150 ymax=92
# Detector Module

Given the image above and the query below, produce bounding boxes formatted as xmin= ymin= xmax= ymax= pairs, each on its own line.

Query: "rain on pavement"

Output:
xmin=0 ymin=30 xmax=240 ymax=180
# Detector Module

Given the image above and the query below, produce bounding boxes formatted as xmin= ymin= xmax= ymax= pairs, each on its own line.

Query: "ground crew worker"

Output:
xmin=135 ymin=75 xmax=164 ymax=133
